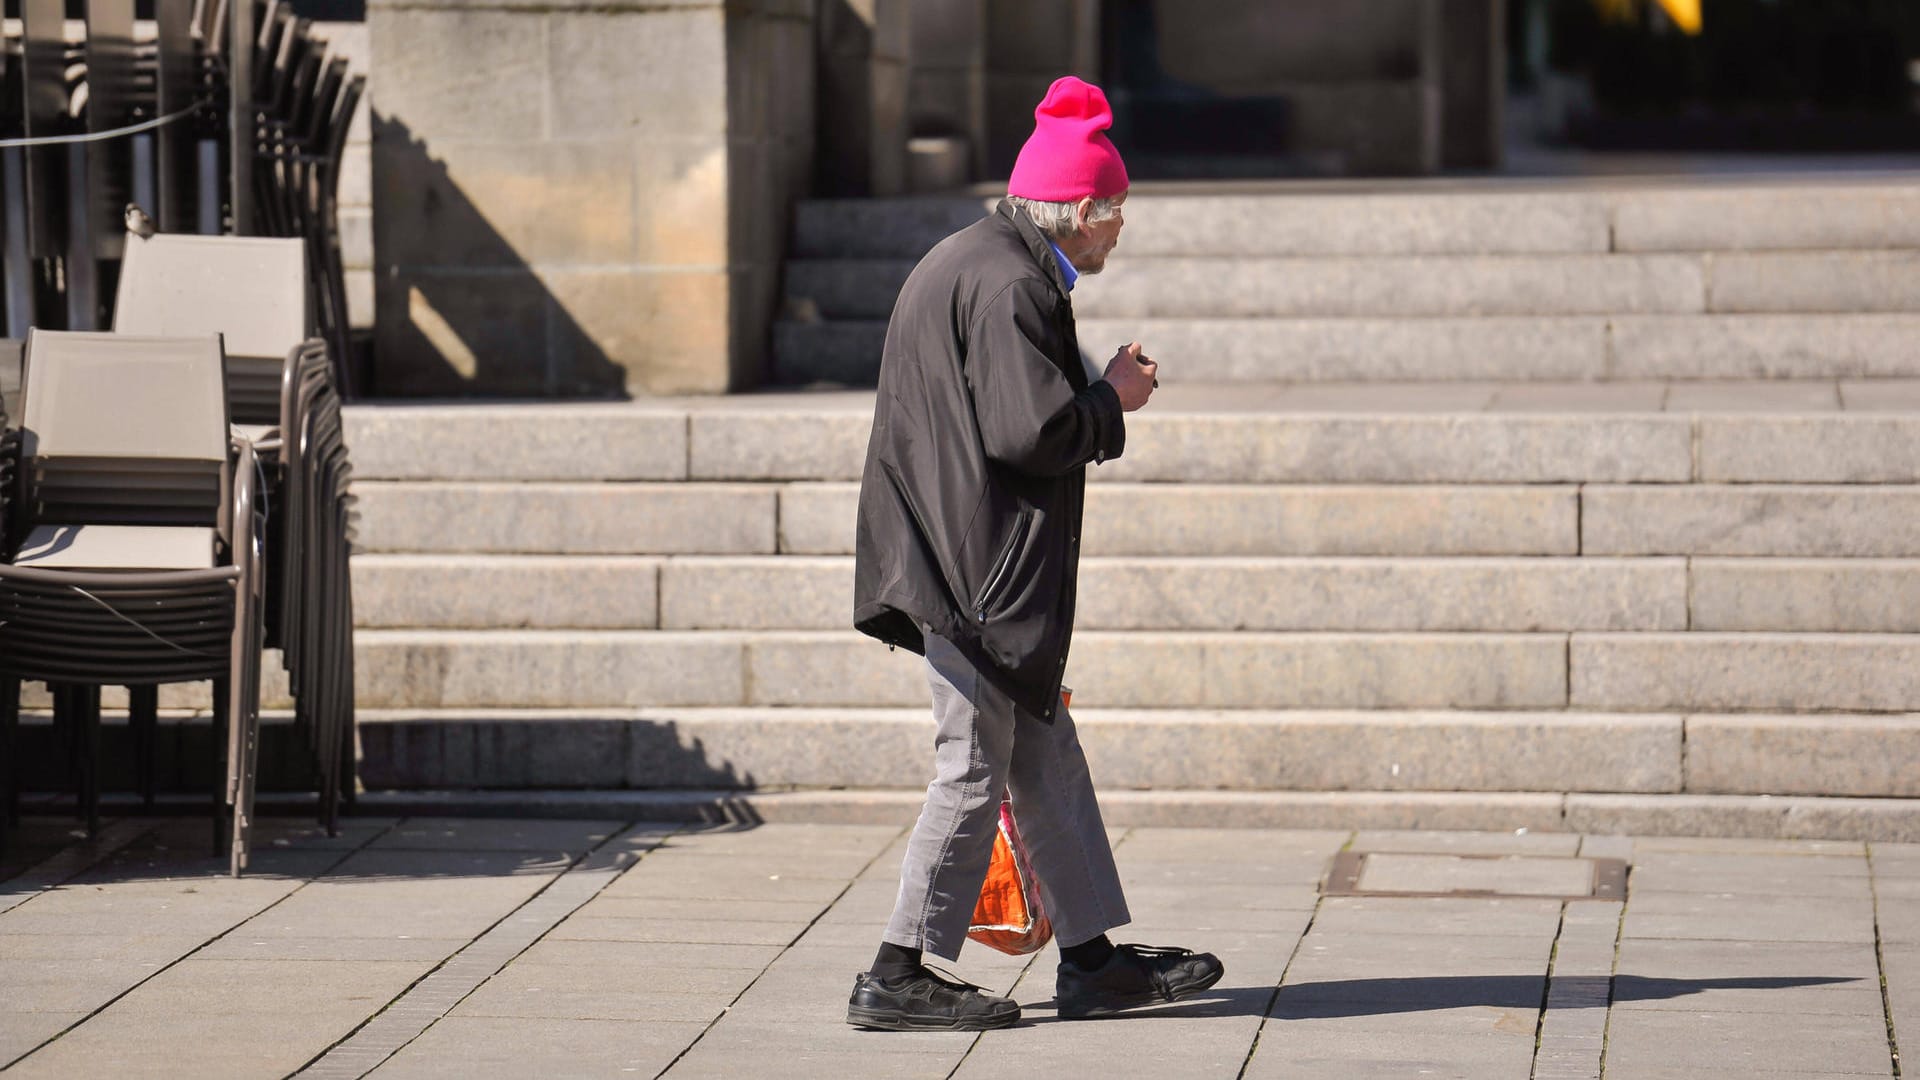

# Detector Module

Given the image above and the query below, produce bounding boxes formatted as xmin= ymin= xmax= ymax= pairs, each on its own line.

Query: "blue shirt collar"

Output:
xmin=1047 ymin=240 xmax=1079 ymax=292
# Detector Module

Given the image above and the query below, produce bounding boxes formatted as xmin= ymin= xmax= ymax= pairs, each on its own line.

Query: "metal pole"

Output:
xmin=229 ymin=0 xmax=253 ymax=234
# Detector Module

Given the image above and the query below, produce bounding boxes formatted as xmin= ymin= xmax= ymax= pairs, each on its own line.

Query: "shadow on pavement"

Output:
xmin=1020 ymin=973 xmax=1868 ymax=1024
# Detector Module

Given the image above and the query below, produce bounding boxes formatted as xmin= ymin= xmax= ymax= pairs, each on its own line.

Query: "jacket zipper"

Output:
xmin=974 ymin=508 xmax=1033 ymax=620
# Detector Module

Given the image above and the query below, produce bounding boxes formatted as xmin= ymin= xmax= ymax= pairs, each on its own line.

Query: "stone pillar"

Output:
xmin=1441 ymin=0 xmax=1506 ymax=170
xmin=369 ymin=0 xmax=815 ymax=398
xmin=982 ymin=0 xmax=1097 ymax=176
xmin=815 ymin=0 xmax=909 ymax=196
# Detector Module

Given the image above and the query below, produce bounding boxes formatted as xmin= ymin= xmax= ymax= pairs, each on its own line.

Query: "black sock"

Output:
xmin=870 ymin=941 xmax=923 ymax=981
xmin=1060 ymin=934 xmax=1115 ymax=972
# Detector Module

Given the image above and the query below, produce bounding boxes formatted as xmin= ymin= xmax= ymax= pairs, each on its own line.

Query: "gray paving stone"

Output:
xmin=0 ymin=1012 xmax=86 ymax=1068
xmin=367 ymin=1016 xmax=709 ymax=1080
xmin=1602 ymin=1005 xmax=1894 ymax=1076
xmin=1633 ymin=836 xmax=1867 ymax=856
xmin=1845 ymin=378 xmax=1920 ymax=409
xmin=1690 ymin=560 xmax=1920 ymax=633
xmin=1310 ymin=897 xmax=1563 ymax=938
xmin=372 ymin=817 xmax=620 ymax=854
xmin=1357 ymin=853 xmax=1596 ymax=897
xmin=1353 ymin=829 xmax=1584 ymax=856
xmin=1622 ymin=892 xmax=1878 ymax=944
xmin=1663 ymin=380 xmax=1841 ymax=412
xmin=1567 ymin=793 xmax=1920 ymax=846
xmin=1240 ymin=1022 xmax=1536 ymax=1079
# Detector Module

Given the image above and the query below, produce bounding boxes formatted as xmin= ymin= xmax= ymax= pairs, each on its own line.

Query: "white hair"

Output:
xmin=1006 ymin=195 xmax=1122 ymax=241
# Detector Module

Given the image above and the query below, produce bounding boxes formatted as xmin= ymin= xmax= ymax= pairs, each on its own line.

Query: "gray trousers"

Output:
xmin=883 ymin=633 xmax=1131 ymax=960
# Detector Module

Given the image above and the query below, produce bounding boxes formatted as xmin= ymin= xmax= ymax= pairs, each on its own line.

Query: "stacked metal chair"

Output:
xmin=0 ymin=331 xmax=266 ymax=875
xmin=112 ymin=222 xmax=359 ymax=837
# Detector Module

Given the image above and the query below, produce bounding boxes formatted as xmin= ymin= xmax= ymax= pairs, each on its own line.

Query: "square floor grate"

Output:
xmin=1322 ymin=852 xmax=1627 ymax=901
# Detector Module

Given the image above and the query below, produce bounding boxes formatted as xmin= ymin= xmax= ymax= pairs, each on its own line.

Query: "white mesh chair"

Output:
xmin=0 ymin=330 xmax=265 ymax=875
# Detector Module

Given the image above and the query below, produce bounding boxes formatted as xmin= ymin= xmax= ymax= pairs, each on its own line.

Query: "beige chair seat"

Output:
xmin=14 ymin=524 xmax=218 ymax=570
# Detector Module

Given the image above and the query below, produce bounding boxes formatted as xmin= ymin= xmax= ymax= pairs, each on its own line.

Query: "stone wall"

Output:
xmin=815 ymin=0 xmax=908 ymax=196
xmin=367 ymin=0 xmax=815 ymax=397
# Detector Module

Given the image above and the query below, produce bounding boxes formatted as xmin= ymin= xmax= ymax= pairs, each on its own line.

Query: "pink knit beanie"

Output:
xmin=1006 ymin=76 xmax=1129 ymax=202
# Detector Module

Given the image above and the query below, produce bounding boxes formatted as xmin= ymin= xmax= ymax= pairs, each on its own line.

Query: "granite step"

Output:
xmin=784 ymin=251 xmax=1920 ymax=322
xmin=348 ymin=554 xmax=1920 ymax=635
xmin=348 ymin=481 xmax=1920 ymax=558
xmin=772 ymin=314 xmax=1920 ymax=386
xmin=343 ymin=396 xmax=1920 ymax=485
xmin=342 ymin=629 xmax=1920 ymax=713
xmin=348 ymin=707 xmax=1920 ymax=801
xmin=790 ymin=181 xmax=1920 ymax=260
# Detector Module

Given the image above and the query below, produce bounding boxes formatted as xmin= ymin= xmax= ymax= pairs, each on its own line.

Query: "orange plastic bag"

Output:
xmin=966 ymin=799 xmax=1052 ymax=955
xmin=966 ymin=688 xmax=1067 ymax=956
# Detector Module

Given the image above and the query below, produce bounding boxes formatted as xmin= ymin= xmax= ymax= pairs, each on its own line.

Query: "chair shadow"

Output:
xmin=1019 ymin=973 xmax=1865 ymax=1024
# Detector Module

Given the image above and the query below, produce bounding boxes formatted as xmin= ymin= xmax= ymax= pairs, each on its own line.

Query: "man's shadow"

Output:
xmin=1019 ymin=974 xmax=1863 ymax=1023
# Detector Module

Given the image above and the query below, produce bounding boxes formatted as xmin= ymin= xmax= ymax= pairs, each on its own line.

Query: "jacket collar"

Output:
xmin=996 ymin=198 xmax=1075 ymax=301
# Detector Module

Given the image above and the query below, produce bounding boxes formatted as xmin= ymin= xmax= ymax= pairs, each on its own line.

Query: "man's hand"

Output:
xmin=1103 ymin=342 xmax=1157 ymax=412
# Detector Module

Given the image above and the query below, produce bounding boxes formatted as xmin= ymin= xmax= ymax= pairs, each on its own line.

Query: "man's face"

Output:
xmin=1068 ymin=192 xmax=1126 ymax=274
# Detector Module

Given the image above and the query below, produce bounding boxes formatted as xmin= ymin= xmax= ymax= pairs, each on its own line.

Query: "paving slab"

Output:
xmin=1602 ymin=1006 xmax=1895 ymax=1076
xmin=367 ymin=1016 xmax=711 ymax=1079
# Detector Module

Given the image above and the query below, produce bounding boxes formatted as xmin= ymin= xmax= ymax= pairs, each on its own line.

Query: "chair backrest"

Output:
xmin=20 ymin=329 xmax=230 ymax=525
xmin=113 ymin=231 xmax=311 ymax=360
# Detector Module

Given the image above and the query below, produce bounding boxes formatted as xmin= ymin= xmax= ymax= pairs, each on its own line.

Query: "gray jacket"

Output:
xmin=852 ymin=200 xmax=1127 ymax=722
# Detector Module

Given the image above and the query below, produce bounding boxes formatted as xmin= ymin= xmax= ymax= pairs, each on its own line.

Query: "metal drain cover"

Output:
xmin=1323 ymin=852 xmax=1626 ymax=901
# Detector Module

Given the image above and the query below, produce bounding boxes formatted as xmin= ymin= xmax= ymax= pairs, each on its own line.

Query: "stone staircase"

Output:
xmin=339 ymin=176 xmax=1920 ymax=837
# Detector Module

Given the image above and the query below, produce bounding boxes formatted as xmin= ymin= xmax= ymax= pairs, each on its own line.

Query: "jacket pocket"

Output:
xmin=973 ymin=507 xmax=1034 ymax=621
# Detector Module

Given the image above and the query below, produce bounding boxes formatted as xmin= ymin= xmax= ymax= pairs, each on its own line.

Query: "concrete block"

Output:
xmin=1571 ymin=633 xmax=1920 ymax=712
xmin=659 ymin=557 xmax=851 ymax=630
xmin=1070 ymin=254 xmax=1706 ymax=319
xmin=790 ymin=198 xmax=990 ymax=259
xmin=776 ymin=483 xmax=860 ymax=555
xmin=688 ymin=412 xmax=868 ymax=480
xmin=742 ymin=632 xmax=927 ymax=706
xmin=1565 ymin=793 xmax=1920 ymax=842
xmin=1610 ymin=315 xmax=1920 ymax=380
xmin=350 ymin=482 xmax=775 ymax=555
xmin=373 ymin=270 xmax=549 ymax=397
xmin=1582 ymin=486 xmax=1920 ymax=557
xmin=634 ymin=138 xmax=730 ymax=267
xmin=1112 ymin=414 xmax=1692 ymax=483
xmin=368 ymin=8 xmax=546 ymax=142
xmin=771 ymin=321 xmax=888 ymax=385
xmin=1686 ymin=714 xmax=1920 ymax=798
xmin=623 ymin=709 xmax=926 ymax=789
xmin=342 ymin=403 xmax=689 ymax=481
xmin=1111 ymin=192 xmax=1608 ymax=257
xmin=1077 ymin=557 xmax=1687 ymax=632
xmin=783 ymin=259 xmax=912 ymax=319
xmin=1691 ymin=559 xmax=1920 ymax=633
xmin=1662 ymin=381 xmax=1841 ymax=412
xmin=1201 ymin=632 xmax=1568 ymax=709
xmin=1076 ymin=316 xmax=1609 ymax=384
xmin=353 ymin=631 xmax=746 ymax=707
xmin=1078 ymin=711 xmax=1680 ymax=793
xmin=1698 ymin=414 xmax=1920 ymax=483
xmin=1844 ymin=379 xmax=1920 ymax=410
xmin=1709 ymin=251 xmax=1920 ymax=313
xmin=373 ymin=140 xmax=637 ymax=269
xmin=546 ymin=7 xmax=728 ymax=139
xmin=352 ymin=555 xmax=662 ymax=630
xmin=1613 ymin=185 xmax=1920 ymax=252
xmin=777 ymin=481 xmax=1581 ymax=557
xmin=542 ymin=268 xmax=733 ymax=397
xmin=1085 ymin=485 xmax=1581 ymax=557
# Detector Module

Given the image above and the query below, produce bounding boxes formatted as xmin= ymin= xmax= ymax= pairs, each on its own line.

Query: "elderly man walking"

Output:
xmin=846 ymin=76 xmax=1223 ymax=1031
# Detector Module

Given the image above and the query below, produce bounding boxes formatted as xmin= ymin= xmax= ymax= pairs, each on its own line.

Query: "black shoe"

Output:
xmin=1054 ymin=943 xmax=1224 ymax=1020
xmin=846 ymin=968 xmax=1021 ymax=1031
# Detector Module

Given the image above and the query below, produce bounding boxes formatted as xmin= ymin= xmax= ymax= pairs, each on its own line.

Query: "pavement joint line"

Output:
xmin=0 ymin=816 xmax=399 ymax=1073
xmin=293 ymin=819 xmax=684 ymax=1080
xmin=1595 ymin=882 xmax=1629 ymax=1079
xmin=1867 ymin=843 xmax=1906 ymax=1078
xmin=1232 ymin=829 xmax=1350 ymax=1080
xmin=651 ymin=821 xmax=911 ymax=1080
xmin=1532 ymin=898 xmax=1623 ymax=1080
xmin=0 ymin=817 xmax=151 ymax=915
